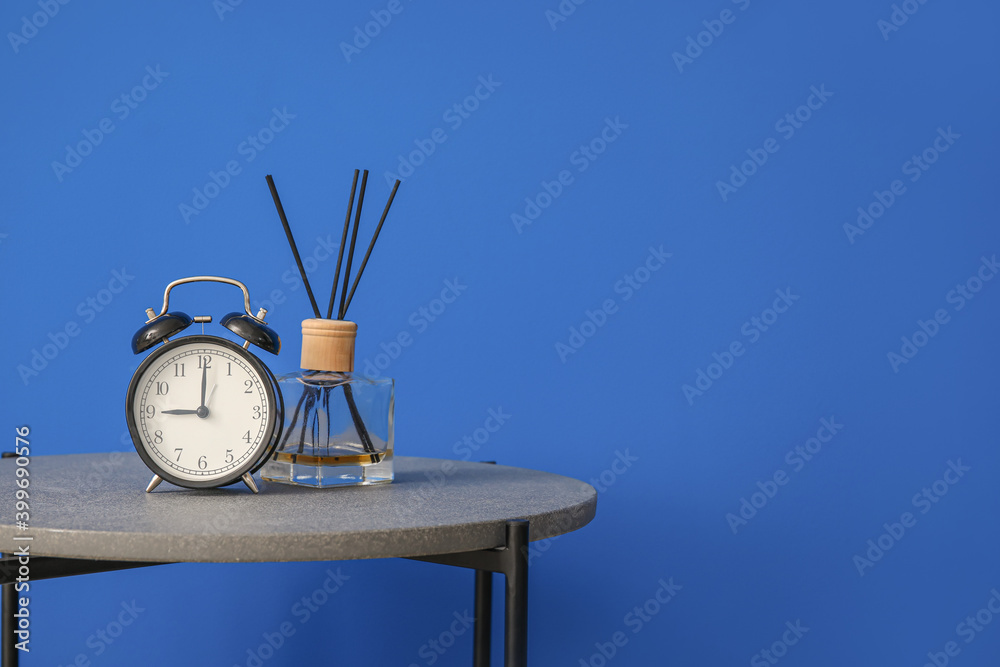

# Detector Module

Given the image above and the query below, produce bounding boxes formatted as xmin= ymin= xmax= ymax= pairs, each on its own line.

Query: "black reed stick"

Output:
xmin=278 ymin=387 xmax=308 ymax=453
xmin=342 ymin=179 xmax=400 ymax=318
xmin=343 ymin=381 xmax=379 ymax=463
xmin=266 ymin=175 xmax=321 ymax=318
xmin=321 ymin=384 xmax=331 ymax=457
xmin=326 ymin=170 xmax=359 ymax=319
xmin=301 ymin=387 xmax=316 ymax=454
xmin=338 ymin=170 xmax=368 ymax=320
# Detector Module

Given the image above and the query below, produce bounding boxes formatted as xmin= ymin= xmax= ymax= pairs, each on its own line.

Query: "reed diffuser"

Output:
xmin=260 ymin=170 xmax=400 ymax=488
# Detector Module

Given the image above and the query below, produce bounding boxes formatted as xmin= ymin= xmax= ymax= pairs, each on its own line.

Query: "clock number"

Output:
xmin=198 ymin=456 xmax=207 ymax=470
xmin=145 ymin=405 xmax=156 ymax=419
xmin=153 ymin=430 xmax=163 ymax=444
xmin=225 ymin=449 xmax=234 ymax=463
xmin=252 ymin=405 xmax=261 ymax=420
xmin=174 ymin=363 xmax=185 ymax=377
xmin=198 ymin=355 xmax=212 ymax=370
xmin=174 ymin=448 xmax=182 ymax=461
xmin=244 ymin=380 xmax=253 ymax=394
xmin=242 ymin=430 xmax=252 ymax=444
xmin=156 ymin=382 xmax=169 ymax=396
xmin=227 ymin=362 xmax=232 ymax=376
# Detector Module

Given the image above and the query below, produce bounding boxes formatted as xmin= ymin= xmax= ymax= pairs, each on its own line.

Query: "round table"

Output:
xmin=0 ymin=453 xmax=597 ymax=666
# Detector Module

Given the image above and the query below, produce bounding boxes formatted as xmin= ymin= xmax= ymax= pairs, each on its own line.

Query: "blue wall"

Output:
xmin=3 ymin=1 xmax=999 ymax=665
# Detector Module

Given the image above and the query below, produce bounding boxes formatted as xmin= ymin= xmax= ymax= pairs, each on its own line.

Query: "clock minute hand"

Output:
xmin=162 ymin=409 xmax=199 ymax=415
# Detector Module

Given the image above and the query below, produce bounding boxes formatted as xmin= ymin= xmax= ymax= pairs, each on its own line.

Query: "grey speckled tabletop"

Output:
xmin=0 ymin=453 xmax=596 ymax=563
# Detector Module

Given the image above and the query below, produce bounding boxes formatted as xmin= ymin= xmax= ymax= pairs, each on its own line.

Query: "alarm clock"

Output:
xmin=126 ymin=276 xmax=283 ymax=494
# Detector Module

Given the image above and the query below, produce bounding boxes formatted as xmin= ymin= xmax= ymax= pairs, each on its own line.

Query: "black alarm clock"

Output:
xmin=125 ymin=276 xmax=283 ymax=493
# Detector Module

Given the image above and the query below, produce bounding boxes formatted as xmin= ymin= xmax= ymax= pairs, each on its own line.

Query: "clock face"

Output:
xmin=126 ymin=336 xmax=278 ymax=488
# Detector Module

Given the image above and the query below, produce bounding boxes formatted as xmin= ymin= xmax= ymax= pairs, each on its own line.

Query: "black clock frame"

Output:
xmin=125 ymin=335 xmax=284 ymax=490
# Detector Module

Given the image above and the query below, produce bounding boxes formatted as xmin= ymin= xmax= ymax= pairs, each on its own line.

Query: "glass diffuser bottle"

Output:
xmin=262 ymin=168 xmax=401 ymax=488
xmin=261 ymin=318 xmax=394 ymax=487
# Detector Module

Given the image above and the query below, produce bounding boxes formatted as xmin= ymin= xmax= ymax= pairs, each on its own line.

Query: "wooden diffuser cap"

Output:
xmin=300 ymin=319 xmax=357 ymax=372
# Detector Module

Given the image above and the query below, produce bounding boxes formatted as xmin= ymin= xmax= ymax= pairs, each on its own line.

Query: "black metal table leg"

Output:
xmin=474 ymin=459 xmax=496 ymax=667
xmin=503 ymin=521 xmax=528 ymax=667
xmin=2 ymin=555 xmax=17 ymax=667
xmin=408 ymin=518 xmax=532 ymax=666
xmin=0 ymin=557 xmax=165 ymax=667
xmin=474 ymin=569 xmax=493 ymax=666
xmin=1 ymin=525 xmax=531 ymax=667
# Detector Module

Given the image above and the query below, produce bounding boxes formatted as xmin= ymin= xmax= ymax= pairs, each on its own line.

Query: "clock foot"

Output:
xmin=241 ymin=473 xmax=260 ymax=494
xmin=146 ymin=475 xmax=164 ymax=493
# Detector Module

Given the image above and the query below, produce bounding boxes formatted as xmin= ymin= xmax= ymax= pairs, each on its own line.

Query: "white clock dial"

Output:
xmin=129 ymin=338 xmax=277 ymax=484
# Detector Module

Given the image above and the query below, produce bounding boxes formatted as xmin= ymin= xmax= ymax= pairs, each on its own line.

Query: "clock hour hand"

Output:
xmin=161 ymin=409 xmax=199 ymax=415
